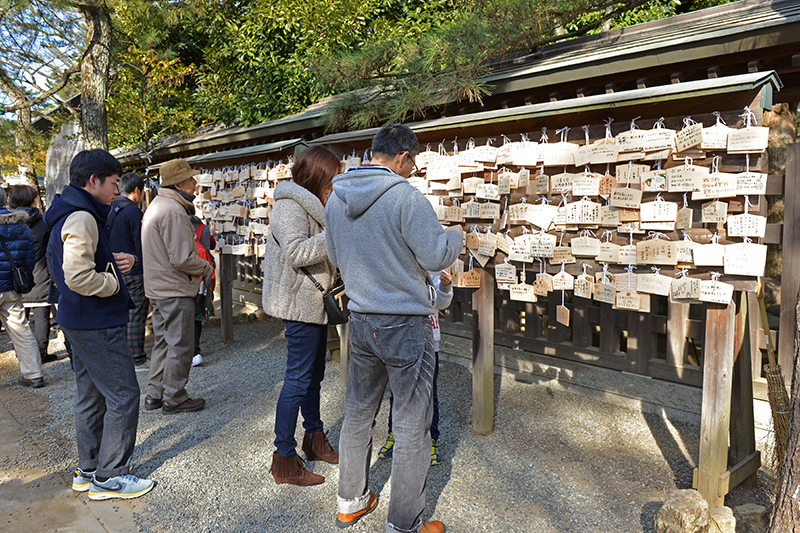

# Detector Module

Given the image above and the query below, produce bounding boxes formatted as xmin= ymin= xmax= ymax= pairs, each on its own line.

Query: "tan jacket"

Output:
xmin=61 ymin=211 xmax=120 ymax=297
xmin=142 ymin=188 xmax=212 ymax=300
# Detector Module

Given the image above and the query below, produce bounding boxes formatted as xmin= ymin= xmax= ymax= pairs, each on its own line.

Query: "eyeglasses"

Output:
xmin=406 ymin=152 xmax=418 ymax=174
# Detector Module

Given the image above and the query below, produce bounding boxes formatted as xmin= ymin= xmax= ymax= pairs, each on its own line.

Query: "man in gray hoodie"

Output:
xmin=326 ymin=124 xmax=462 ymax=533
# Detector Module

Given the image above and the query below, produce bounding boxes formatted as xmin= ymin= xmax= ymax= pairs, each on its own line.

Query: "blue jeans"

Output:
xmin=338 ymin=313 xmax=435 ymax=533
xmin=274 ymin=320 xmax=327 ymax=457
xmin=388 ymin=351 xmax=439 ymax=441
xmin=64 ymin=325 xmax=140 ymax=478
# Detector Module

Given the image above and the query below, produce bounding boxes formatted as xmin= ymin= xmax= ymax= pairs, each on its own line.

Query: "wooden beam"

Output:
xmin=670 ymin=72 xmax=684 ymax=84
xmin=779 ymin=144 xmax=800 ymax=372
xmin=718 ymin=451 xmax=761 ymax=498
xmin=472 ymin=268 xmax=495 ymax=435
xmin=730 ymin=292 xmax=758 ymax=490
xmin=220 ymin=252 xmax=234 ymax=343
xmin=695 ymin=301 xmax=736 ymax=507
xmin=666 ymin=301 xmax=689 ymax=368
xmin=707 ymin=66 xmax=721 ymax=79
xmin=747 ymin=60 xmax=762 ymax=73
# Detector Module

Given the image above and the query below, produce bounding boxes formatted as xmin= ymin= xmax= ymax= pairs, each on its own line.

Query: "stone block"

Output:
xmin=709 ymin=506 xmax=736 ymax=533
xmin=655 ymin=489 xmax=710 ymax=533
xmin=734 ymin=503 xmax=768 ymax=533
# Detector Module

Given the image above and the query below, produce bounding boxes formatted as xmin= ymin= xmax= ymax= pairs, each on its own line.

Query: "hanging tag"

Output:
xmin=666 ymin=164 xmax=708 ymax=193
xmin=551 ymin=245 xmax=576 ymax=265
xmin=616 ymin=163 xmax=647 ymax=185
xmin=601 ymin=205 xmax=621 ymax=227
xmin=598 ymin=242 xmax=621 ymax=263
xmin=615 ymin=290 xmax=642 ymax=310
xmin=675 ymin=120 xmax=703 ymax=153
xmin=550 ymin=172 xmax=576 ymax=194
xmin=575 ymin=274 xmax=594 ymax=299
xmin=636 ymin=239 xmax=678 ymax=265
xmin=570 ymin=234 xmax=601 ymax=257
xmin=509 ymin=237 xmax=533 ymax=263
xmin=495 ymin=262 xmax=517 ymax=283
xmin=509 ymin=283 xmax=537 ymax=302
xmin=444 ymin=204 xmax=465 ymax=223
xmin=556 ymin=304 xmax=571 ymax=326
xmin=599 ymin=174 xmax=618 ymax=197
xmin=526 ymin=203 xmax=559 ymax=231
xmin=464 ymin=200 xmax=482 ymax=218
xmin=463 ymin=177 xmax=485 ymax=194
xmin=553 ymin=270 xmax=574 ymax=290
xmin=672 ymin=276 xmax=701 ymax=300
xmin=616 ymin=130 xmax=647 ymax=153
xmin=497 ymin=173 xmax=511 ymax=195
xmin=728 ymin=128 xmax=769 ymax=154
xmin=727 ymin=213 xmax=767 ymax=238
xmin=636 ymin=269 xmax=673 ymax=296
xmin=676 ymin=207 xmax=693 ymax=230
xmin=532 ymin=276 xmax=549 ymax=296
xmin=480 ymin=202 xmax=500 ymax=220
xmin=536 ymin=272 xmax=554 ymax=292
xmin=589 ymin=142 xmax=620 ymax=164
xmin=530 ymin=232 xmax=558 ymax=258
xmin=572 ymin=172 xmax=602 ymax=197
xmin=736 ymin=171 xmax=767 ymax=195
xmin=701 ymin=200 xmax=728 ymax=223
xmin=477 ymin=232 xmax=498 ymax=256
xmin=476 ymin=182 xmax=500 ymax=201
xmin=566 ymin=198 xmax=601 ymax=225
xmin=609 ymin=187 xmax=643 ymax=209
xmin=692 ymin=242 xmax=725 ymax=267
xmin=640 ymin=198 xmax=678 ymax=223
xmin=676 ymin=236 xmax=699 ymax=263
xmin=460 ymin=268 xmax=482 ymax=288
xmin=594 ymin=281 xmax=616 ymax=304
xmin=723 ymin=241 xmax=767 ymax=277
xmin=640 ymin=169 xmax=667 ymax=192
xmin=699 ymin=278 xmax=734 ymax=304
xmin=692 ymin=164 xmax=737 ymax=200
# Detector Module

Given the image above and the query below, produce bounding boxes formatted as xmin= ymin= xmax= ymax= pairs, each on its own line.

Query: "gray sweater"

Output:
xmin=262 ymin=181 xmax=335 ymax=324
xmin=325 ymin=166 xmax=461 ymax=316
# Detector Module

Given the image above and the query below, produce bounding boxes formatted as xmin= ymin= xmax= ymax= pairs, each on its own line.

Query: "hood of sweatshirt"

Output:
xmin=330 ymin=166 xmax=406 ymax=218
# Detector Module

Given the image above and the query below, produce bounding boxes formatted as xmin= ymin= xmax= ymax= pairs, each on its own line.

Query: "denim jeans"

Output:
xmin=64 ymin=325 xmax=140 ymax=478
xmin=388 ymin=350 xmax=439 ymax=441
xmin=338 ymin=313 xmax=435 ymax=533
xmin=274 ymin=320 xmax=327 ymax=457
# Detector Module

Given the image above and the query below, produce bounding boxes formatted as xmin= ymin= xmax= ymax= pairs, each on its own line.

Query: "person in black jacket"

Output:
xmin=7 ymin=185 xmax=55 ymax=363
xmin=107 ymin=173 xmax=149 ymax=370
xmin=0 ymin=196 xmax=44 ymax=388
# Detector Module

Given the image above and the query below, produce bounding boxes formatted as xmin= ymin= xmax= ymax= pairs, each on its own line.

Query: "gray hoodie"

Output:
xmin=325 ymin=165 xmax=461 ymax=316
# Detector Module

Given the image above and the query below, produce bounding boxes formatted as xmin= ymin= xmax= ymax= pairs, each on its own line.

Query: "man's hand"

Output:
xmin=439 ymin=270 xmax=453 ymax=286
xmin=113 ymin=253 xmax=135 ymax=275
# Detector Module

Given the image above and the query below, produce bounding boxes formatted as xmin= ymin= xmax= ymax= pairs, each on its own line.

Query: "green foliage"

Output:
xmin=106 ymin=46 xmax=200 ymax=152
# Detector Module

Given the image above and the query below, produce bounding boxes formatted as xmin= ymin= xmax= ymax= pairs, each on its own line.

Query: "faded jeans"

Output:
xmin=338 ymin=313 xmax=435 ymax=533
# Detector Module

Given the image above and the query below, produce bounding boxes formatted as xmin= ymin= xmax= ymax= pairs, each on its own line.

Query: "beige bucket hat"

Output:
xmin=159 ymin=159 xmax=199 ymax=187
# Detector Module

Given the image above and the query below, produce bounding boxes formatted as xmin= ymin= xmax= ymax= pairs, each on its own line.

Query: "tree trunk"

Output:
xmin=767 ymin=287 xmax=800 ymax=531
xmin=79 ymin=1 xmax=112 ymax=150
xmin=11 ymin=99 xmax=39 ymax=191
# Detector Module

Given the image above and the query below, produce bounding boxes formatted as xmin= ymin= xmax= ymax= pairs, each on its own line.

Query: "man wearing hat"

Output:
xmin=142 ymin=158 xmax=213 ymax=414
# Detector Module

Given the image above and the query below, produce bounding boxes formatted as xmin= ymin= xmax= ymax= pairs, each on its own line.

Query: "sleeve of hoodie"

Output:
xmin=61 ymin=212 xmax=119 ymax=297
xmin=272 ymin=199 xmax=328 ymax=269
xmin=400 ymin=187 xmax=461 ymax=272
xmin=430 ymin=273 xmax=454 ymax=311
xmin=162 ymin=212 xmax=213 ymax=276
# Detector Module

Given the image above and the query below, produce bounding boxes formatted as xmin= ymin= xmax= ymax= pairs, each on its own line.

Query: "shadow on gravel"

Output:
xmin=641 ymin=500 xmax=664 ymax=532
xmin=642 ymin=408 xmax=698 ymax=488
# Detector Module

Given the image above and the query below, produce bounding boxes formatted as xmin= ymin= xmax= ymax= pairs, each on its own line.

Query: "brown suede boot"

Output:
xmin=269 ymin=452 xmax=324 ymax=486
xmin=302 ymin=431 xmax=340 ymax=464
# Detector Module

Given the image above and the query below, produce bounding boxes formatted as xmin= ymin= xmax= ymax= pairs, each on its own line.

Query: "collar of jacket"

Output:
xmin=158 ymin=186 xmax=195 ymax=209
xmin=0 ymin=208 xmax=30 ymax=226
xmin=61 ymin=184 xmax=112 ymax=224
xmin=274 ymin=180 xmax=325 ymax=227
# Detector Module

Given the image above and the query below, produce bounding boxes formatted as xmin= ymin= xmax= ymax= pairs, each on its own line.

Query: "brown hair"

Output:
xmin=291 ymin=146 xmax=341 ymax=203
xmin=7 ymin=185 xmax=38 ymax=210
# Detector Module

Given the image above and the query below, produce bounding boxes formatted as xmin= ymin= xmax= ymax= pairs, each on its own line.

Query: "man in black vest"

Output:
xmin=107 ymin=172 xmax=149 ymax=370
xmin=45 ymin=149 xmax=154 ymax=501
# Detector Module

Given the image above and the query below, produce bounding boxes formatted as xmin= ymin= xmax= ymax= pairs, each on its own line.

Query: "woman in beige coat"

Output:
xmin=262 ymin=146 xmax=341 ymax=486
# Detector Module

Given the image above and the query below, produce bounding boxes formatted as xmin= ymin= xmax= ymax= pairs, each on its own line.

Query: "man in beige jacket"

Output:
xmin=142 ymin=159 xmax=213 ymax=414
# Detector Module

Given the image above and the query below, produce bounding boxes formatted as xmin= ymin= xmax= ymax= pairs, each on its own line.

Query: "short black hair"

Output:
xmin=118 ymin=172 xmax=144 ymax=196
xmin=69 ymin=149 xmax=123 ymax=188
xmin=371 ymin=123 xmax=419 ymax=160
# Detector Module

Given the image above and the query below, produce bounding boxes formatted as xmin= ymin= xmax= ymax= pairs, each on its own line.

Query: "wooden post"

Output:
xmin=730 ymin=292 xmax=759 ymax=489
xmin=695 ymin=301 xmax=736 ymax=507
xmin=472 ymin=268 xmax=494 ymax=435
xmin=666 ymin=302 xmax=690 ymax=368
xmin=220 ymin=252 xmax=234 ymax=343
xmin=626 ymin=310 xmax=652 ymax=375
xmin=573 ymin=297 xmax=590 ymax=348
xmin=779 ymin=143 xmax=800 ymax=373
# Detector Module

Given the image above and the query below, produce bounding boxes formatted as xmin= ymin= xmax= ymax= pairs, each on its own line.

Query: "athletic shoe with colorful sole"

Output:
xmin=88 ymin=474 xmax=154 ymax=500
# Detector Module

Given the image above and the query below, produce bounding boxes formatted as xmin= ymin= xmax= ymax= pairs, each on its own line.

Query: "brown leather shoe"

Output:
xmin=162 ymin=397 xmax=205 ymax=414
xmin=336 ymin=491 xmax=378 ymax=528
xmin=144 ymin=396 xmax=163 ymax=410
xmin=420 ymin=521 xmax=446 ymax=533
xmin=302 ymin=431 xmax=339 ymax=464
xmin=269 ymin=452 xmax=324 ymax=486
xmin=18 ymin=375 xmax=46 ymax=388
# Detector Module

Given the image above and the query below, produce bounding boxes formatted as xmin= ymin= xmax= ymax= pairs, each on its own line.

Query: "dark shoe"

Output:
xmin=162 ymin=397 xmax=205 ymax=414
xmin=18 ymin=376 xmax=46 ymax=388
xmin=302 ymin=431 xmax=339 ymax=464
xmin=41 ymin=353 xmax=58 ymax=364
xmin=270 ymin=452 xmax=324 ymax=486
xmin=420 ymin=521 xmax=446 ymax=533
xmin=144 ymin=396 xmax=163 ymax=410
xmin=336 ymin=491 xmax=377 ymax=528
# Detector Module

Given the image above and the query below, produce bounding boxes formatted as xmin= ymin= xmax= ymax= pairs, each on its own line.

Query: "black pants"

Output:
xmin=194 ymin=320 xmax=202 ymax=355
xmin=25 ymin=305 xmax=51 ymax=356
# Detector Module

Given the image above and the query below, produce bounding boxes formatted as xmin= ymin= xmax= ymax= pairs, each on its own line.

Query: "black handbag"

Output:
xmin=0 ymin=235 xmax=35 ymax=294
xmin=272 ymin=232 xmax=350 ymax=325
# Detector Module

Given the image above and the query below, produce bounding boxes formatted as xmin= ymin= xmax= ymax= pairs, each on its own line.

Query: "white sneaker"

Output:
xmin=192 ymin=354 xmax=203 ymax=367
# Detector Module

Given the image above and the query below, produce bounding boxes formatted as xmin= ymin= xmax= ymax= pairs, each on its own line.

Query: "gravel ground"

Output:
xmin=0 ymin=317 xmax=775 ymax=533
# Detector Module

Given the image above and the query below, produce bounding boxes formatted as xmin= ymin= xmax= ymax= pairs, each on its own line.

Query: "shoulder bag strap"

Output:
xmin=271 ymin=231 xmax=326 ymax=294
xmin=0 ymin=235 xmax=18 ymax=269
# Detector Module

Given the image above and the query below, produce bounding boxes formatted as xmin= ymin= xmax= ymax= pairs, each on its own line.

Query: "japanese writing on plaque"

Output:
xmin=636 ymin=240 xmax=678 ymax=265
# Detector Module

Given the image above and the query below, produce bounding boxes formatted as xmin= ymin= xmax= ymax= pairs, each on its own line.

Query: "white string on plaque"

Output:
xmin=724 ymin=237 xmax=767 ymax=277
xmin=699 ymin=272 xmax=734 ymax=304
xmin=692 ymin=232 xmax=725 ymax=267
xmin=727 ymin=106 xmax=769 ymax=154
xmin=675 ymin=116 xmax=703 ymax=153
xmin=671 ymin=269 xmax=700 ymax=301
xmin=615 ymin=264 xmax=641 ymax=310
xmin=636 ymin=266 xmax=672 ymax=296
xmin=636 ymin=231 xmax=678 ymax=266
